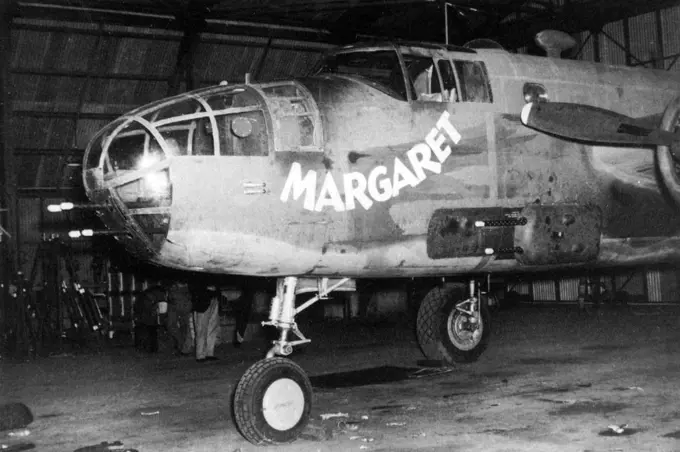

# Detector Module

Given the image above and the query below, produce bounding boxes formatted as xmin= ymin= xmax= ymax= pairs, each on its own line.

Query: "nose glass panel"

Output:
xmin=115 ymin=169 xmax=172 ymax=209
xmin=104 ymin=121 xmax=167 ymax=175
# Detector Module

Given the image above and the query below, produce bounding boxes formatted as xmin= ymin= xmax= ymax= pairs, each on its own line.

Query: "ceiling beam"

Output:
xmin=167 ymin=1 xmax=206 ymax=95
xmin=15 ymin=147 xmax=84 ymax=156
xmin=15 ymin=1 xmax=333 ymax=43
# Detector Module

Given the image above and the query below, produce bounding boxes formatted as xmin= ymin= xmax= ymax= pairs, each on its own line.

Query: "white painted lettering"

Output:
xmin=343 ymin=172 xmax=373 ymax=211
xmin=280 ymin=112 xmax=463 ymax=211
xmin=392 ymin=156 xmax=421 ymax=197
xmin=426 ymin=128 xmax=451 ymax=163
xmin=367 ymin=166 xmax=392 ymax=202
xmin=280 ymin=162 xmax=317 ymax=211
xmin=315 ymin=171 xmax=345 ymax=212
xmin=436 ymin=111 xmax=462 ymax=144
xmin=407 ymin=143 xmax=441 ymax=181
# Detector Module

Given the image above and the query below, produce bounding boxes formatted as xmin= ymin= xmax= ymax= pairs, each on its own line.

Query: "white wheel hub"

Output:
xmin=447 ymin=310 xmax=483 ymax=351
xmin=262 ymin=377 xmax=305 ymax=431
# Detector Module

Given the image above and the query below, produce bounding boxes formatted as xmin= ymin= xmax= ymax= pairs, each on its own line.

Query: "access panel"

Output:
xmin=427 ymin=207 xmax=522 ymax=259
xmin=514 ymin=203 xmax=602 ymax=265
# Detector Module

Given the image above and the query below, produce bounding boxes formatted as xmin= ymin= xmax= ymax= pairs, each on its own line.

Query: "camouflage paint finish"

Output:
xmin=84 ymin=44 xmax=680 ymax=278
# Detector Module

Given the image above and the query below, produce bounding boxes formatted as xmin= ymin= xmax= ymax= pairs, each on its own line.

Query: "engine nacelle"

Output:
xmin=656 ymin=96 xmax=680 ymax=207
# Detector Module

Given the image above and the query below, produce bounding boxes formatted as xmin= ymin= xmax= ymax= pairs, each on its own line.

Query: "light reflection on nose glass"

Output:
xmin=115 ymin=169 xmax=172 ymax=209
xmin=138 ymin=153 xmax=162 ymax=169
xmin=143 ymin=171 xmax=171 ymax=197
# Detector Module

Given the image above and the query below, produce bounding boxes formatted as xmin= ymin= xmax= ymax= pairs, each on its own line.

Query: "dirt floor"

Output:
xmin=2 ymin=303 xmax=680 ymax=452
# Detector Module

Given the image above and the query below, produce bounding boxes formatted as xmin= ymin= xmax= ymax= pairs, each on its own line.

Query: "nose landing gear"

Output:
xmin=233 ymin=357 xmax=312 ymax=444
xmin=233 ymin=276 xmax=352 ymax=445
xmin=233 ymin=276 xmax=491 ymax=444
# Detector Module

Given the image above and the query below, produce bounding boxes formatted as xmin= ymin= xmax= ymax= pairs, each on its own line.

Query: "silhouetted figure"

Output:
xmin=133 ymin=285 xmax=166 ymax=353
xmin=189 ymin=279 xmax=220 ymax=362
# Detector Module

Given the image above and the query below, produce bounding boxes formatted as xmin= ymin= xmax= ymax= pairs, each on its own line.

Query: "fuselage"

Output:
xmin=83 ymin=41 xmax=680 ymax=277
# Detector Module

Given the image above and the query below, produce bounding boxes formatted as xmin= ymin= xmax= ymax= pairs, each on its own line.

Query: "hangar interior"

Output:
xmin=2 ymin=0 xmax=680 ymax=357
xmin=5 ymin=1 xmax=680 ymax=451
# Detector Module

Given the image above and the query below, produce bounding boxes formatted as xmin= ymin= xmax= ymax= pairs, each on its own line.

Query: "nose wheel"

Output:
xmin=233 ymin=276 xmax=353 ymax=445
xmin=233 ymin=357 xmax=312 ymax=445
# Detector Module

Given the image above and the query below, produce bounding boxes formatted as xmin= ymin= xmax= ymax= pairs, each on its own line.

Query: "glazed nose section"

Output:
xmin=83 ymin=117 xmax=175 ymax=252
xmin=83 ymin=84 xmax=280 ymax=255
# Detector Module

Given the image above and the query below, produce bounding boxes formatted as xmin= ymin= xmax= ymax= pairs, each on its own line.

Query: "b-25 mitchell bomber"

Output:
xmin=82 ymin=30 xmax=680 ymax=444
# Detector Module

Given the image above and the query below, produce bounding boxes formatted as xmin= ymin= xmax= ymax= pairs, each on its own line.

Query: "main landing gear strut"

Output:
xmin=233 ymin=276 xmax=351 ymax=445
xmin=416 ymin=279 xmax=491 ymax=364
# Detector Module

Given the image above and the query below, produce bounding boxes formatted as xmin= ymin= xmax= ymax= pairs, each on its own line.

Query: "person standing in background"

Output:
xmin=189 ymin=278 xmax=220 ymax=362
xmin=231 ymin=280 xmax=254 ymax=347
xmin=165 ymin=280 xmax=194 ymax=355
xmin=133 ymin=285 xmax=166 ymax=353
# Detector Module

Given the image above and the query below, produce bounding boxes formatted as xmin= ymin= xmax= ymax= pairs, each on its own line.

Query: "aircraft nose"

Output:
xmin=82 ymin=84 xmax=273 ymax=254
xmin=83 ymin=81 xmax=319 ymax=260
xmin=83 ymin=115 xmax=175 ymax=253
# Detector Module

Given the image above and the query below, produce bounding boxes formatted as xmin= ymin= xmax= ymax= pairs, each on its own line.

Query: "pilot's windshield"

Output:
xmin=315 ymin=50 xmax=407 ymax=101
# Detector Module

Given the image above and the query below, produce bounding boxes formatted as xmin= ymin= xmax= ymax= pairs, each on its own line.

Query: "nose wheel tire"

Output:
xmin=417 ymin=285 xmax=491 ymax=364
xmin=233 ymin=357 xmax=312 ymax=445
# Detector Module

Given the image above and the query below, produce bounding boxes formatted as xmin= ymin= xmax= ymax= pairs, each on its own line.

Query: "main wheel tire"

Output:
xmin=233 ymin=357 xmax=312 ymax=445
xmin=416 ymin=285 xmax=491 ymax=364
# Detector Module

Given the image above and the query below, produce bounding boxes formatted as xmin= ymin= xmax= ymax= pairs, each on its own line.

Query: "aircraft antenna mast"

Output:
xmin=443 ymin=1 xmax=449 ymax=45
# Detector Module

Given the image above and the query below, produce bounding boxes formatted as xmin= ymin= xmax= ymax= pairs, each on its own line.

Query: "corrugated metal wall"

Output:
xmin=532 ymin=280 xmax=556 ymax=301
xmin=522 ymin=268 xmax=680 ymax=303
xmin=600 ymin=20 xmax=627 ymax=65
xmin=575 ymin=4 xmax=680 ymax=72
xmin=559 ymin=277 xmax=580 ymax=301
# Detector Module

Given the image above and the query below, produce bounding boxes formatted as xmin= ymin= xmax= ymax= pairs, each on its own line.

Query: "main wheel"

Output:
xmin=416 ymin=284 xmax=491 ymax=364
xmin=233 ymin=357 xmax=312 ymax=445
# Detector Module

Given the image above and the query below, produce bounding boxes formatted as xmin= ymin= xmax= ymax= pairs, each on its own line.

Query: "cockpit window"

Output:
xmin=217 ymin=112 xmax=269 ymax=156
xmin=316 ymin=50 xmax=407 ymax=101
xmin=454 ymin=61 xmax=493 ymax=103
xmin=259 ymin=82 xmax=321 ymax=152
xmin=204 ymin=88 xmax=260 ymax=111
xmin=194 ymin=112 xmax=268 ymax=156
xmin=438 ymin=60 xmax=458 ymax=101
xmin=148 ymin=98 xmax=202 ymax=122
xmin=193 ymin=118 xmax=216 ymax=156
xmin=157 ymin=125 xmax=190 ymax=156
xmin=403 ymin=54 xmax=445 ymax=102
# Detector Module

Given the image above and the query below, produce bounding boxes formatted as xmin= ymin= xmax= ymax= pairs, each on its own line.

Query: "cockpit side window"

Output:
xmin=437 ymin=59 xmax=458 ymax=102
xmin=403 ymin=54 xmax=443 ymax=102
xmin=216 ymin=112 xmax=269 ymax=156
xmin=453 ymin=60 xmax=493 ymax=103
xmin=403 ymin=55 xmax=463 ymax=103
xmin=194 ymin=118 xmax=216 ymax=155
xmin=316 ymin=50 xmax=408 ymax=101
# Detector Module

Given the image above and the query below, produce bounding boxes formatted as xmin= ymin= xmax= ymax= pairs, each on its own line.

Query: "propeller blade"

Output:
xmin=520 ymin=102 xmax=680 ymax=147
